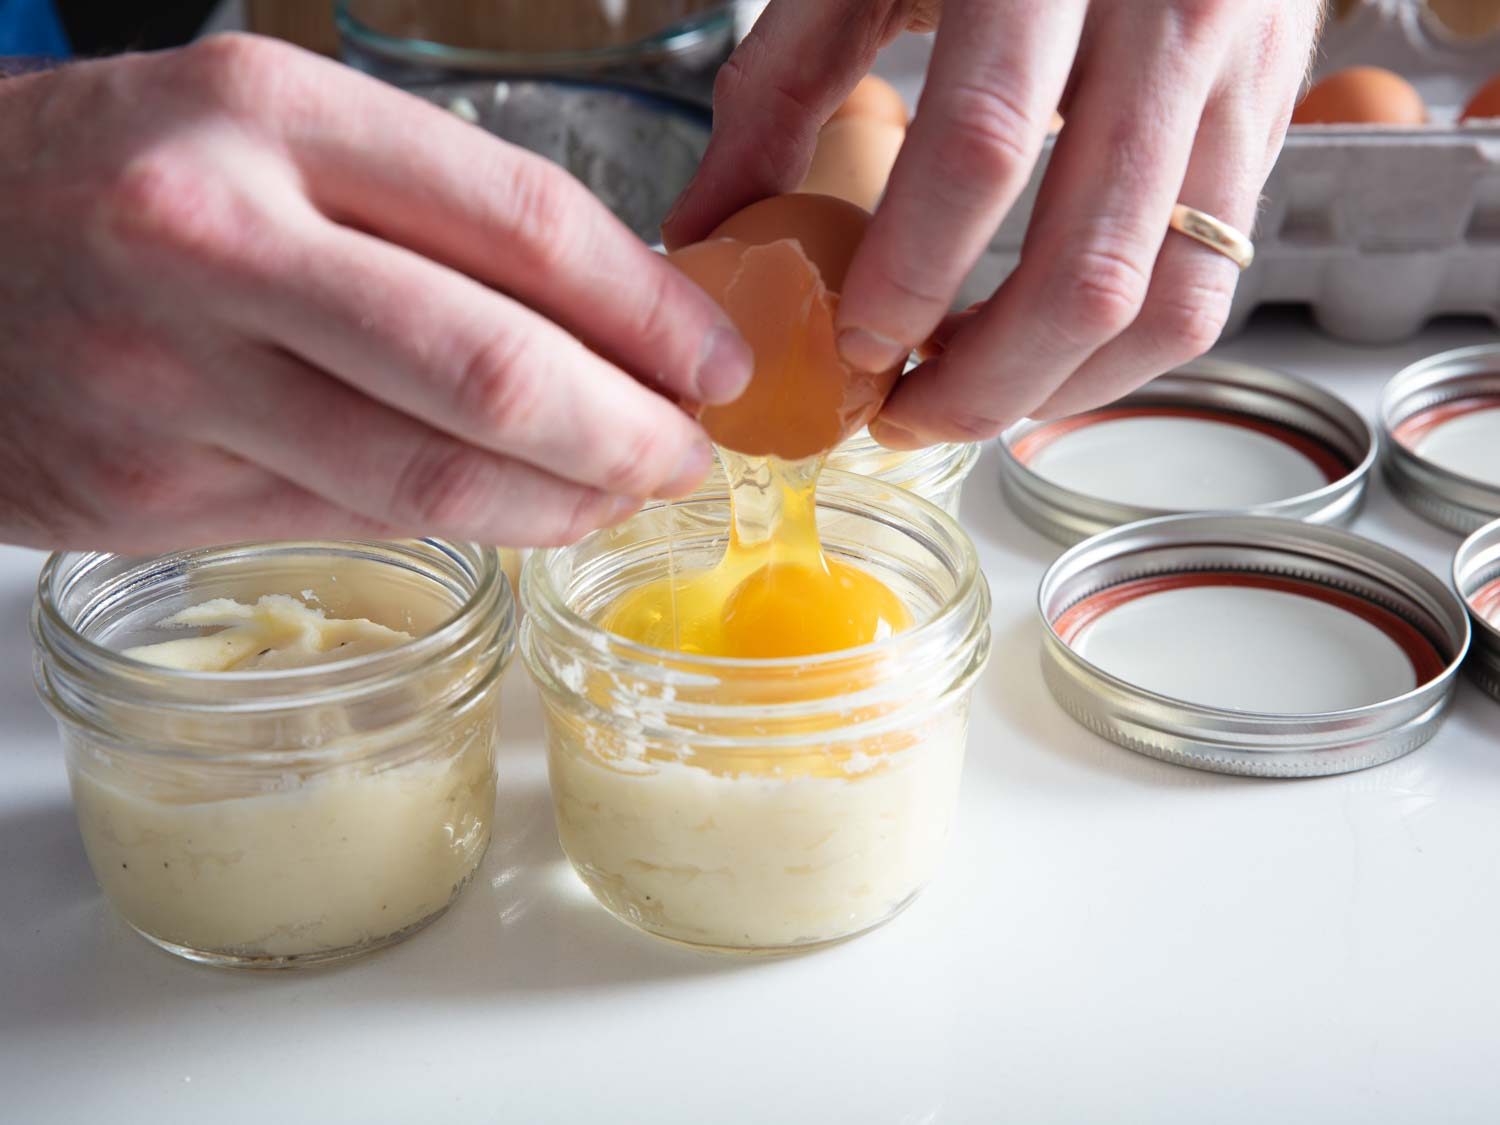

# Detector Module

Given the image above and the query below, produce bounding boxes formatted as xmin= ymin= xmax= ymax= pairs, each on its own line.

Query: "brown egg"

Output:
xmin=1291 ymin=67 xmax=1427 ymax=125
xmin=829 ymin=74 xmax=908 ymax=128
xmin=798 ymin=116 xmax=905 ymax=210
xmin=1462 ymin=74 xmax=1500 ymax=121
xmin=708 ymin=193 xmax=870 ymax=292
xmin=668 ymin=194 xmax=903 ymax=461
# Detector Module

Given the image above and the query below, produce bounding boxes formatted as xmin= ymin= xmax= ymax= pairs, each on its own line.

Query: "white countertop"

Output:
xmin=3 ymin=311 xmax=1499 ymax=1124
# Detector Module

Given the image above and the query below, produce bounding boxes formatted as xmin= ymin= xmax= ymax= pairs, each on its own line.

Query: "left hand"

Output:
xmin=664 ymin=0 xmax=1321 ymax=447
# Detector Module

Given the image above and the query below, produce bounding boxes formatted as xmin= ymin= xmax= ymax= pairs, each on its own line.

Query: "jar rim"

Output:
xmin=334 ymin=0 xmax=734 ymax=72
xmin=522 ymin=469 xmax=986 ymax=673
xmin=33 ymin=538 xmax=512 ymax=691
xmin=830 ymin=429 xmax=981 ymax=489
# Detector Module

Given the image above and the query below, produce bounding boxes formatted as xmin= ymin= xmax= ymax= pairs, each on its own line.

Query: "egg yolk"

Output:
xmin=607 ymin=193 xmax=912 ymax=660
xmin=602 ymin=451 xmax=911 ymax=659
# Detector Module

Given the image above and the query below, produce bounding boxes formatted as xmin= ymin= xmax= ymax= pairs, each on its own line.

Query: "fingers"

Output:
xmin=837 ymin=0 xmax=1085 ymax=375
xmin=49 ymin=434 xmax=401 ymax=554
xmin=227 ymin=217 xmax=715 ymax=503
xmin=660 ymin=0 xmax=894 ymax=249
xmin=1029 ymin=93 xmax=1262 ymax=421
xmin=108 ymin=475 xmax=405 ymax=554
xmin=202 ymin=344 xmax=640 ymax=548
xmin=871 ymin=3 xmax=1228 ymax=447
xmin=275 ymin=59 xmax=751 ymax=405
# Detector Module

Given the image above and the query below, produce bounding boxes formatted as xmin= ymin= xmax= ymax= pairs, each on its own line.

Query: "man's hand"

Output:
xmin=665 ymin=0 xmax=1320 ymax=448
xmin=0 ymin=34 xmax=752 ymax=551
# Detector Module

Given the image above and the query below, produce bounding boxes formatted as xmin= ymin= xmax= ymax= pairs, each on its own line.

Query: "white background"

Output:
xmin=3 ymin=313 xmax=1499 ymax=1124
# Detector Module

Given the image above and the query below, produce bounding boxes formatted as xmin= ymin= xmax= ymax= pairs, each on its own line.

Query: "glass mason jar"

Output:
xmin=521 ymin=470 xmax=992 ymax=953
xmin=828 ymin=430 xmax=980 ymax=518
xmin=688 ymin=433 xmax=981 ymax=525
xmin=31 ymin=539 xmax=514 ymax=969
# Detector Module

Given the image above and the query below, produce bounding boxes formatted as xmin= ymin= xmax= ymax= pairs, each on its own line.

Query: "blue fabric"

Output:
xmin=0 ymin=0 xmax=70 ymax=57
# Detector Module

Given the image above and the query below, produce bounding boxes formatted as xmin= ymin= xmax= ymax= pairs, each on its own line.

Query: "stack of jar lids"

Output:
xmin=1455 ymin=520 xmax=1500 ymax=704
xmin=1380 ymin=343 xmax=1500 ymax=706
xmin=1381 ymin=344 xmax=1500 ymax=534
xmin=1003 ymin=351 xmax=1498 ymax=777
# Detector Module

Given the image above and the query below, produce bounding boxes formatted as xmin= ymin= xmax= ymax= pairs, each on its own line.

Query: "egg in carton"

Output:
xmin=956 ymin=0 xmax=1500 ymax=344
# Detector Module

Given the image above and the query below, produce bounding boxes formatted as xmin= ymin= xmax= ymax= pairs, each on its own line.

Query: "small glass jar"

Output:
xmin=521 ymin=470 xmax=991 ymax=953
xmin=688 ymin=433 xmax=980 ymax=523
xmin=31 ymin=539 xmax=513 ymax=969
xmin=828 ymin=430 xmax=981 ymax=518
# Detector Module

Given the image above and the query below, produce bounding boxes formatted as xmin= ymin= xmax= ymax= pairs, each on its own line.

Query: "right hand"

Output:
xmin=0 ymin=34 xmax=751 ymax=553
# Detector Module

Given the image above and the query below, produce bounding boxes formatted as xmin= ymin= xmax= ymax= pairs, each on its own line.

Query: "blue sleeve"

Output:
xmin=0 ymin=0 xmax=71 ymax=57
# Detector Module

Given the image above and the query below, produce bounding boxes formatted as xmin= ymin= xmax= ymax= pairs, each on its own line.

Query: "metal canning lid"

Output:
xmin=1454 ymin=518 xmax=1500 ymax=704
xmin=1000 ymin=358 xmax=1375 ymax=545
xmin=1038 ymin=514 xmax=1471 ymax=778
xmin=1381 ymin=344 xmax=1500 ymax=534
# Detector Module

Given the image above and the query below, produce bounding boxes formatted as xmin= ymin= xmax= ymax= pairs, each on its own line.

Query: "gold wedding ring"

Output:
xmin=1169 ymin=204 xmax=1255 ymax=270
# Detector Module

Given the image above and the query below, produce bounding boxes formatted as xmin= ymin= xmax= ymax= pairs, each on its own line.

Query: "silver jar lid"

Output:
xmin=1000 ymin=358 xmax=1375 ymax=545
xmin=1454 ymin=517 xmax=1500 ymax=703
xmin=1038 ymin=515 xmax=1470 ymax=777
xmin=1381 ymin=344 xmax=1500 ymax=534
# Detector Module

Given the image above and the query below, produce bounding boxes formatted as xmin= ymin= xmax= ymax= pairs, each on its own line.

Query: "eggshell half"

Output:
xmin=669 ymin=194 xmax=904 ymax=460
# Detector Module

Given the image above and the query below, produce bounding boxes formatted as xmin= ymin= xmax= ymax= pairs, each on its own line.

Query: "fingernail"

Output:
xmin=838 ymin=327 xmax=907 ymax=374
xmin=868 ymin=417 xmax=924 ymax=451
xmin=661 ymin=439 xmax=715 ymax=498
xmin=695 ymin=325 xmax=754 ymax=405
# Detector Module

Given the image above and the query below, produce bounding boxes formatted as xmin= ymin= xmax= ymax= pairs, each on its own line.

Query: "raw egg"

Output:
xmin=667 ymin=193 xmax=903 ymax=461
xmin=1462 ymin=74 xmax=1500 ymax=121
xmin=1291 ymin=66 xmax=1426 ymax=125
xmin=798 ymin=116 xmax=905 ymax=211
xmin=828 ymin=73 xmax=908 ymax=127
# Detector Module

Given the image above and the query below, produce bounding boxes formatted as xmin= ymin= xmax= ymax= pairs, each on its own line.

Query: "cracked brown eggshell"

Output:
xmin=667 ymin=193 xmax=903 ymax=461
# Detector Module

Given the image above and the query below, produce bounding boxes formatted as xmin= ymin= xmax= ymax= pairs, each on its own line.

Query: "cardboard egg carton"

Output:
xmin=955 ymin=0 xmax=1500 ymax=343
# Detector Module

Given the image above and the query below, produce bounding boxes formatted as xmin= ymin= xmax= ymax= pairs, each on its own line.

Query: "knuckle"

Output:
xmin=711 ymin=53 xmax=749 ymax=111
xmin=1168 ymin=0 xmax=1231 ymax=49
xmin=1251 ymin=11 xmax=1287 ymax=75
xmin=712 ymin=50 xmax=819 ymax=183
xmin=865 ymin=258 xmax=953 ymax=314
xmin=555 ymin=492 xmax=621 ymax=547
xmin=941 ymin=411 xmax=1009 ymax=443
xmin=1145 ymin=280 xmax=1235 ymax=359
xmin=629 ymin=267 xmax=680 ymax=357
xmin=97 ymin=155 xmax=249 ymax=270
xmin=390 ymin=439 xmax=491 ymax=531
xmin=175 ymin=32 xmax=296 ymax=111
xmin=496 ymin=157 xmax=584 ymax=274
xmin=931 ymin=81 xmax=1036 ymax=190
xmin=95 ymin=452 xmax=196 ymax=519
xmin=1051 ymin=242 xmax=1153 ymax=342
xmin=630 ymin=267 xmax=711 ymax=390
xmin=602 ymin=423 xmax=669 ymax=498
xmin=456 ymin=331 xmax=546 ymax=436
